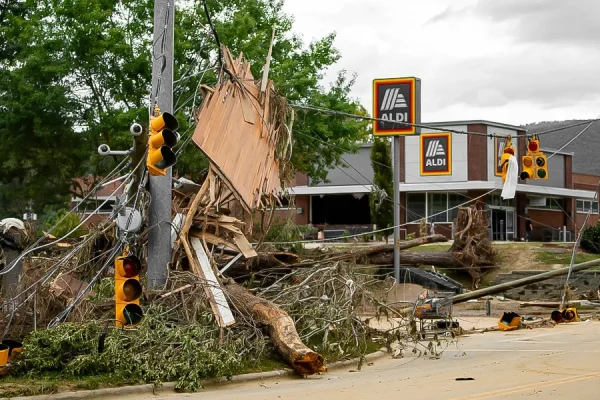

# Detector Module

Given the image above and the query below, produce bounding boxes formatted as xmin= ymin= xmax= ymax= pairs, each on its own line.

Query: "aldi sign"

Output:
xmin=372 ymin=77 xmax=421 ymax=136
xmin=420 ymin=132 xmax=452 ymax=176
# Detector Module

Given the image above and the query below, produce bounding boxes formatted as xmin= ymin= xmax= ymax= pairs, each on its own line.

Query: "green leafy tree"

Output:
xmin=0 ymin=0 xmax=368 ymax=218
xmin=369 ymin=138 xmax=393 ymax=243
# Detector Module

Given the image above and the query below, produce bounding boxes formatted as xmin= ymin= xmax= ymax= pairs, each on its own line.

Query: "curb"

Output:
xmin=1 ymin=349 xmax=390 ymax=400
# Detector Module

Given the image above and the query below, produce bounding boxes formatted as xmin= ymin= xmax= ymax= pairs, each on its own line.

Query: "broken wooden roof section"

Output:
xmin=192 ymin=46 xmax=292 ymax=213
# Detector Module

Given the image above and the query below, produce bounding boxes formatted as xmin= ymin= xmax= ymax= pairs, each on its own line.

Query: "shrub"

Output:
xmin=581 ymin=224 xmax=600 ymax=254
xmin=42 ymin=210 xmax=87 ymax=238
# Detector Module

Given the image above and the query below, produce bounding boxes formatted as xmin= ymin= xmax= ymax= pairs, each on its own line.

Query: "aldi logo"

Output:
xmin=421 ymin=132 xmax=452 ymax=176
xmin=373 ymin=77 xmax=421 ymax=136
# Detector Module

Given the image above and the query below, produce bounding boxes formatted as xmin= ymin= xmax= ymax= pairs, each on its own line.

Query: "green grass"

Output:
xmin=409 ymin=243 xmax=452 ymax=252
xmin=0 ymin=373 xmax=140 ymax=398
xmin=0 ymin=339 xmax=383 ymax=397
xmin=536 ymin=251 xmax=600 ymax=265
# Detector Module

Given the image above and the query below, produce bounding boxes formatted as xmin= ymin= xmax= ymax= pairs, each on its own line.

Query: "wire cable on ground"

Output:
xmin=47 ymin=243 xmax=123 ymax=328
xmin=0 ymin=153 xmax=146 ymax=276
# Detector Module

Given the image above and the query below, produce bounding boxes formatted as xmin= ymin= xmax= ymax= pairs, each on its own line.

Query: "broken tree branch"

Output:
xmin=222 ymin=281 xmax=326 ymax=376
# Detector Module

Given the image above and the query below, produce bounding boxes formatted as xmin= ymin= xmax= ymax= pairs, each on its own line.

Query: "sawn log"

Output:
xmin=222 ymin=282 xmax=326 ymax=376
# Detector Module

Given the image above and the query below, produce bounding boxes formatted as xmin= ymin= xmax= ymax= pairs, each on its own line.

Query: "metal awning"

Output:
xmin=287 ymin=181 xmax=596 ymax=199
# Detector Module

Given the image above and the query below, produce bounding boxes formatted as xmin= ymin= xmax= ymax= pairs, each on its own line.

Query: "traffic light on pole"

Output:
xmin=520 ymin=155 xmax=534 ymax=181
xmin=527 ymin=138 xmax=540 ymax=153
xmin=115 ymin=255 xmax=144 ymax=327
xmin=147 ymin=110 xmax=179 ymax=176
xmin=500 ymin=141 xmax=515 ymax=184
xmin=534 ymin=153 xmax=548 ymax=180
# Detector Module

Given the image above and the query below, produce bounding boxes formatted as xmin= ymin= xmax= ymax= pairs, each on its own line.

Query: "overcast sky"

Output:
xmin=282 ymin=0 xmax=600 ymax=126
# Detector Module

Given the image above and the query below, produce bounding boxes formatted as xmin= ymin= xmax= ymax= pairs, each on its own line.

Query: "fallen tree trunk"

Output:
xmin=222 ymin=282 xmax=326 ymax=376
xmin=224 ymin=252 xmax=301 ymax=278
xmin=365 ymin=250 xmax=462 ymax=266
xmin=288 ymin=234 xmax=449 ymax=268
xmin=223 ymin=235 xmax=448 ymax=278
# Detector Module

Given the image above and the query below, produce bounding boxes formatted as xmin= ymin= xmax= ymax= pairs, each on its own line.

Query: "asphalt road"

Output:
xmin=109 ymin=320 xmax=600 ymax=400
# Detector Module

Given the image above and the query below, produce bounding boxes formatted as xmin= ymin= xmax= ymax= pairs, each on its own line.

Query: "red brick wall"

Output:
xmin=516 ymin=193 xmax=527 ymax=239
xmin=294 ymin=195 xmax=310 ymax=225
xmin=467 ymin=124 xmax=487 ymax=181
xmin=527 ymin=209 xmax=565 ymax=240
xmin=565 ymin=156 xmax=573 ymax=188
xmin=573 ymin=173 xmax=600 ymax=230
xmin=295 ymin=172 xmax=308 ymax=186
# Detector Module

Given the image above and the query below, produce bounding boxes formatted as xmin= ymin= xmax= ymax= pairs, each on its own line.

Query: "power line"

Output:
xmin=547 ymin=115 xmax=600 ymax=160
xmin=291 ymin=103 xmax=600 ymax=139
xmin=296 ymin=130 xmax=564 ymax=233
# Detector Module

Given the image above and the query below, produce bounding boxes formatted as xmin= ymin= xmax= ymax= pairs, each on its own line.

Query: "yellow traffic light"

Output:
xmin=534 ymin=153 xmax=548 ymax=180
xmin=520 ymin=155 xmax=534 ymax=181
xmin=115 ymin=255 xmax=143 ymax=327
xmin=527 ymin=139 xmax=540 ymax=153
xmin=147 ymin=110 xmax=179 ymax=176
xmin=500 ymin=143 xmax=515 ymax=184
xmin=550 ymin=308 xmax=579 ymax=323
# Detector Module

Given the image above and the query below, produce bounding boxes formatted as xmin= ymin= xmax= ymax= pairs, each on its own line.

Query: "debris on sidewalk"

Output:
xmin=498 ymin=311 xmax=521 ymax=331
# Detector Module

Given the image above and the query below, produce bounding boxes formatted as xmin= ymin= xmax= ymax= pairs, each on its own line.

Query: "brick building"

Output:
xmin=287 ymin=120 xmax=599 ymax=241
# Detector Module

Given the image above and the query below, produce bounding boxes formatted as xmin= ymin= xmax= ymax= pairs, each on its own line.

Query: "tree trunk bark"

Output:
xmin=222 ymin=282 xmax=326 ymax=376
xmin=222 ymin=235 xmax=449 ymax=278
xmin=365 ymin=250 xmax=460 ymax=267
xmin=223 ymin=252 xmax=301 ymax=278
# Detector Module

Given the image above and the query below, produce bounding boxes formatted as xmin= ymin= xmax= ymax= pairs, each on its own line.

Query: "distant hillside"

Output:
xmin=524 ymin=120 xmax=600 ymax=176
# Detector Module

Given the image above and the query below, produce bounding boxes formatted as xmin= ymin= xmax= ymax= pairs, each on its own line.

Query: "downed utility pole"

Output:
xmin=452 ymin=258 xmax=600 ymax=304
xmin=148 ymin=0 xmax=175 ymax=288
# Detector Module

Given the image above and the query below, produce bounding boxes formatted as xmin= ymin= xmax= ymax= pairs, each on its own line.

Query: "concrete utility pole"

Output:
xmin=148 ymin=0 xmax=175 ymax=288
xmin=393 ymin=136 xmax=401 ymax=283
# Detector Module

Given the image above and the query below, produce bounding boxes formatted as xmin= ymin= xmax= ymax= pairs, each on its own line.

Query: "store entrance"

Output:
xmin=488 ymin=207 xmax=515 ymax=241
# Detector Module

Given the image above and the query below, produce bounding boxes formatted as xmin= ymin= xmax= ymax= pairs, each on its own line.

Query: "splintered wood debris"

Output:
xmin=192 ymin=45 xmax=292 ymax=213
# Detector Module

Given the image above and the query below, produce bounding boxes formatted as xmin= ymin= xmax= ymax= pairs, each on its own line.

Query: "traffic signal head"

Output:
xmin=534 ymin=153 xmax=548 ymax=180
xmin=500 ymin=151 xmax=512 ymax=184
xmin=115 ymin=255 xmax=144 ymax=327
xmin=527 ymin=139 xmax=540 ymax=153
xmin=147 ymin=112 xmax=179 ymax=176
xmin=520 ymin=155 xmax=534 ymax=181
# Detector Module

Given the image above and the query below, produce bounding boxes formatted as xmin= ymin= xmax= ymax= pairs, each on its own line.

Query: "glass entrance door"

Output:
xmin=506 ymin=210 xmax=515 ymax=241
xmin=491 ymin=209 xmax=506 ymax=241
xmin=488 ymin=207 xmax=516 ymax=241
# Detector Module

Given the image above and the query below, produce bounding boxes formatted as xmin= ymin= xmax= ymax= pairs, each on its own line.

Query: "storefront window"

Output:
xmin=428 ymin=193 xmax=447 ymax=223
xmin=406 ymin=193 xmax=426 ymax=223
xmin=527 ymin=197 xmax=562 ymax=210
xmin=576 ymin=199 xmax=599 ymax=214
xmin=448 ymin=194 xmax=464 ymax=221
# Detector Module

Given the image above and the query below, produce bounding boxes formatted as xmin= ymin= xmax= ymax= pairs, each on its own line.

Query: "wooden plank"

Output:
xmin=190 ymin=231 xmax=237 ymax=250
xmin=231 ymin=231 xmax=257 ymax=259
xmin=240 ymin=89 xmax=256 ymax=124
xmin=170 ymin=213 xmax=186 ymax=250
xmin=191 ymin=47 xmax=284 ymax=212
xmin=190 ymin=237 xmax=235 ymax=327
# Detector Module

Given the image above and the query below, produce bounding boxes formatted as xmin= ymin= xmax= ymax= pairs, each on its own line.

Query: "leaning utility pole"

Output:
xmin=148 ymin=0 xmax=175 ymax=288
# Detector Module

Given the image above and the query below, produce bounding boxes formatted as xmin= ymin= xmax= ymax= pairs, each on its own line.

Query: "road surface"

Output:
xmin=108 ymin=320 xmax=600 ymax=400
